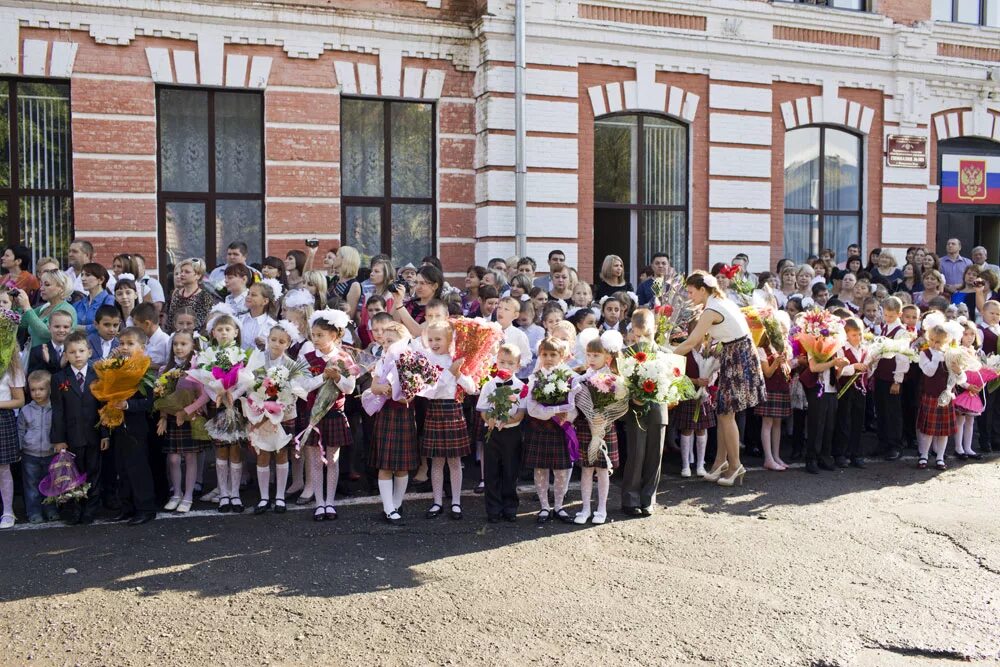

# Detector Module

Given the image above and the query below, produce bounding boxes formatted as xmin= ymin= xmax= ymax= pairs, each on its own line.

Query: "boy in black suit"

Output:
xmin=105 ymin=327 xmax=157 ymax=525
xmin=50 ymin=331 xmax=103 ymax=525
xmin=27 ymin=310 xmax=74 ymax=376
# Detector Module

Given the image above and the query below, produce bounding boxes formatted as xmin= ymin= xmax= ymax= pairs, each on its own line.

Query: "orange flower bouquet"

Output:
xmin=91 ymin=350 xmax=157 ymax=428
xmin=450 ymin=317 xmax=504 ymax=398
xmin=792 ymin=309 xmax=845 ymax=363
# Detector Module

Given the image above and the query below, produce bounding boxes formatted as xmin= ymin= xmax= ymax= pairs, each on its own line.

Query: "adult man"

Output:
xmin=732 ymin=253 xmax=758 ymax=287
xmin=532 ymin=249 xmax=566 ymax=291
xmin=970 ymin=246 xmax=1000 ymax=276
xmin=207 ymin=242 xmax=260 ymax=285
xmin=487 ymin=257 xmax=508 ymax=276
xmin=516 ymin=257 xmax=537 ymax=284
xmin=939 ymin=238 xmax=973 ymax=291
xmin=65 ymin=240 xmax=115 ymax=293
xmin=636 ymin=253 xmax=674 ymax=306
xmin=837 ymin=243 xmax=861 ymax=270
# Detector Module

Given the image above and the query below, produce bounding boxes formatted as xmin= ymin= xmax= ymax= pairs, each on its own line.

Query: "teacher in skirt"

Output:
xmin=672 ymin=271 xmax=767 ymax=486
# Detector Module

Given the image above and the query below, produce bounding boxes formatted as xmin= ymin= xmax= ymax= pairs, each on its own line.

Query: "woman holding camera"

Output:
xmin=951 ymin=264 xmax=983 ymax=320
xmin=392 ymin=265 xmax=445 ymax=338
xmin=326 ymin=246 xmax=363 ymax=320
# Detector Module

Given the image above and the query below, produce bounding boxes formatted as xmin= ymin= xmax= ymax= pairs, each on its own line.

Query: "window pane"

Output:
xmin=390 ymin=102 xmax=432 ymax=198
xmin=342 ymin=99 xmax=384 ymax=197
xmin=0 ymin=81 xmax=8 ymax=188
xmin=784 ymin=127 xmax=821 ymax=210
xmin=20 ymin=196 xmax=72 ymax=267
xmin=932 ymin=0 xmax=954 ymax=20
xmin=987 ymin=0 xmax=999 ymax=26
xmin=957 ymin=0 xmax=980 ymax=21
xmin=830 ymin=0 xmax=864 ymax=9
xmin=215 ymin=92 xmax=262 ymax=194
xmin=391 ymin=204 xmax=432 ymax=270
xmin=164 ymin=201 xmax=206 ymax=268
xmin=822 ymin=215 xmax=860 ymax=262
xmin=160 ymin=89 xmax=209 ymax=192
xmin=594 ymin=115 xmax=637 ymax=204
xmin=643 ymin=116 xmax=687 ymax=206
xmin=642 ymin=210 xmax=687 ymax=275
xmin=784 ymin=213 xmax=819 ymax=264
xmin=344 ymin=205 xmax=381 ymax=266
xmin=17 ymin=83 xmax=71 ymax=191
xmin=823 ymin=129 xmax=861 ymax=211
xmin=216 ymin=200 xmax=262 ymax=266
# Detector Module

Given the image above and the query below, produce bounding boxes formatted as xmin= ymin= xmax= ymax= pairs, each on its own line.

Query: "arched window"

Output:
xmin=593 ymin=114 xmax=688 ymax=282
xmin=783 ymin=126 xmax=862 ymax=262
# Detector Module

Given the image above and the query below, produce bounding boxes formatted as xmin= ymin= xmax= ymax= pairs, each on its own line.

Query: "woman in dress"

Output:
xmin=594 ymin=254 xmax=633 ymax=302
xmin=672 ymin=271 xmax=767 ymax=486
xmin=327 ymin=246 xmax=363 ymax=320
xmin=165 ymin=258 xmax=219 ymax=332
xmin=913 ymin=269 xmax=945 ymax=311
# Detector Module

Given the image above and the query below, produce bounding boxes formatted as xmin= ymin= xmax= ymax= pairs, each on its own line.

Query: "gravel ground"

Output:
xmin=1 ymin=457 xmax=999 ymax=667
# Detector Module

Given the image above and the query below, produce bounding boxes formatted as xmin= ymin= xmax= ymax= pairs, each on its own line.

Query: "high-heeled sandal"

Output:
xmin=717 ymin=465 xmax=746 ymax=487
xmin=702 ymin=461 xmax=730 ymax=482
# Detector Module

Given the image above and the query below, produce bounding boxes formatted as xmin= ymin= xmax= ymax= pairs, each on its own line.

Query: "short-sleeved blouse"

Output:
xmin=704 ymin=296 xmax=750 ymax=343
xmin=0 ymin=368 xmax=26 ymax=401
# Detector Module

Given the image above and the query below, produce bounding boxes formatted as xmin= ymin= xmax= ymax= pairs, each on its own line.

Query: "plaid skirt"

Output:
xmin=574 ymin=414 xmax=619 ymax=469
xmin=0 ymin=409 xmax=18 ymax=465
xmin=673 ymin=397 xmax=717 ymax=431
xmin=755 ymin=387 xmax=792 ymax=419
xmin=716 ymin=336 xmax=767 ymax=415
xmin=372 ymin=400 xmax=420 ymax=471
xmin=522 ymin=417 xmax=573 ymax=470
xmin=164 ymin=420 xmax=204 ymax=454
xmin=421 ymin=400 xmax=471 ymax=458
xmin=302 ymin=410 xmax=352 ymax=451
xmin=916 ymin=393 xmax=956 ymax=437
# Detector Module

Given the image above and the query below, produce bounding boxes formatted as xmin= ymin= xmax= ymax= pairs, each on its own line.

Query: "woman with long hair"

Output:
xmin=594 ymin=254 xmax=632 ymax=301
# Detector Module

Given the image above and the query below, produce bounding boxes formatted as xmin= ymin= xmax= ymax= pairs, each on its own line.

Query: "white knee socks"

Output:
xmin=230 ymin=462 xmax=243 ymax=503
xmin=378 ymin=478 xmax=395 ymax=514
xmin=695 ymin=433 xmax=708 ymax=470
xmin=932 ymin=436 xmax=947 ymax=463
xmin=215 ymin=458 xmax=230 ymax=500
xmin=553 ymin=469 xmax=570 ymax=510
xmin=275 ymin=462 xmax=289 ymax=501
xmin=579 ymin=467 xmax=594 ymax=514
xmin=596 ymin=469 xmax=610 ymax=515
xmin=679 ymin=434 xmax=693 ymax=474
xmin=257 ymin=465 xmax=270 ymax=501
xmin=917 ymin=432 xmax=932 ymax=459
xmin=448 ymin=457 xmax=463 ymax=507
xmin=392 ymin=475 xmax=408 ymax=510
xmin=168 ymin=453 xmax=182 ymax=498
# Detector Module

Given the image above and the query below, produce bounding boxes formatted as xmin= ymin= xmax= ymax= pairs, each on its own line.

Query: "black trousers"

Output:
xmin=978 ymin=389 xmax=1000 ymax=451
xmin=901 ymin=378 xmax=919 ymax=447
xmin=484 ymin=426 xmax=522 ymax=517
xmin=69 ymin=444 xmax=102 ymax=519
xmin=113 ymin=429 xmax=156 ymax=514
xmin=805 ymin=391 xmax=837 ymax=463
xmin=874 ymin=379 xmax=903 ymax=454
xmin=835 ymin=389 xmax=865 ymax=459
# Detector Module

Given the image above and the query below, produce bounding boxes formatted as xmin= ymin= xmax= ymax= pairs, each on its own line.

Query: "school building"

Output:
xmin=1 ymin=0 xmax=999 ymax=282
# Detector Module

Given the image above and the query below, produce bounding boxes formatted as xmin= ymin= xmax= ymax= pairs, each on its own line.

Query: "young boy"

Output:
xmin=811 ymin=283 xmax=830 ymax=309
xmin=873 ymin=297 xmax=909 ymax=461
xmin=16 ymin=370 xmax=57 ymax=523
xmin=476 ymin=343 xmax=525 ymax=523
xmin=900 ymin=304 xmax=922 ymax=450
xmin=50 ymin=332 xmax=104 ymax=524
xmin=132 ymin=302 xmax=170 ymax=369
xmin=497 ymin=297 xmax=531 ymax=372
xmin=27 ymin=310 xmax=73 ymax=376
xmin=105 ymin=327 xmax=157 ymax=525
xmin=835 ymin=319 xmax=869 ymax=468
xmin=978 ymin=300 xmax=1000 ymax=453
xmin=800 ymin=340 xmax=848 ymax=474
xmin=87 ymin=305 xmax=121 ymax=361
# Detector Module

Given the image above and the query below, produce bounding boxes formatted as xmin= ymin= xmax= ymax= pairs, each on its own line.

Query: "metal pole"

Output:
xmin=514 ymin=0 xmax=527 ymax=258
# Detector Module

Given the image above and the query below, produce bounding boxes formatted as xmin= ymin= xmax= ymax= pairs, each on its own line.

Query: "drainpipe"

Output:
xmin=514 ymin=0 xmax=527 ymax=257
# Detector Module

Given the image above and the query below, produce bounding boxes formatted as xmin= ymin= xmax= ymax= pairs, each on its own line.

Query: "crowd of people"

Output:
xmin=0 ymin=235 xmax=995 ymax=530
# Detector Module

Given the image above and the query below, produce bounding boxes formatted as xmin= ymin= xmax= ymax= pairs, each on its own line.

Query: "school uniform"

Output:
xmin=756 ymin=349 xmax=792 ymax=419
xmin=503 ymin=324 xmax=532 ymax=371
xmin=873 ymin=321 xmax=910 ymax=459
xmin=86 ymin=332 xmax=118 ymax=361
xmin=300 ymin=347 xmax=356 ymax=450
xmin=239 ymin=312 xmax=278 ymax=351
xmin=901 ymin=327 xmax=921 ymax=449
xmin=26 ymin=341 xmax=65 ymax=377
xmin=477 ymin=375 xmax=525 ymax=518
xmin=978 ymin=323 xmax=1000 ymax=452
xmin=835 ymin=344 xmax=868 ymax=465
xmin=110 ymin=389 xmax=157 ymax=517
xmin=50 ymin=364 xmax=103 ymax=521
xmin=675 ymin=351 xmax=718 ymax=431
xmin=145 ymin=328 xmax=171 ymax=369
xmin=418 ymin=351 xmax=476 ymax=459
xmin=369 ymin=352 xmax=420 ymax=472
xmin=799 ymin=362 xmax=838 ymax=470
xmin=523 ymin=365 xmax=578 ymax=471
xmin=0 ymin=370 xmax=23 ymax=469
xmin=916 ymin=349 xmax=956 ymax=437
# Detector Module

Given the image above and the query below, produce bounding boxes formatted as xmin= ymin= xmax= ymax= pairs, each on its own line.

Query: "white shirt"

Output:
xmin=503 ymin=324 xmax=531 ymax=370
xmin=879 ymin=320 xmax=911 ymax=384
xmin=138 ymin=275 xmax=165 ymax=304
xmin=225 ymin=291 xmax=249 ymax=318
xmin=919 ymin=349 xmax=944 ymax=377
xmin=476 ymin=375 xmax=526 ymax=429
xmin=146 ymin=328 xmax=171 ymax=368
xmin=0 ymin=369 xmax=26 ymax=401
xmin=239 ymin=312 xmax=277 ymax=351
xmin=705 ymin=296 xmax=751 ymax=343
xmin=101 ymin=337 xmax=114 ymax=359
xmin=418 ymin=351 xmax=476 ymax=400
xmin=300 ymin=345 xmax=356 ymax=396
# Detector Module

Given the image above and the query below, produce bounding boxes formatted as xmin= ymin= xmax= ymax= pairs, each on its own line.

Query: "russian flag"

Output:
xmin=942 ymin=154 xmax=1000 ymax=205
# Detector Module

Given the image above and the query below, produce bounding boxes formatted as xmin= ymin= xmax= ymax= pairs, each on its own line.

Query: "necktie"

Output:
xmin=76 ymin=371 xmax=85 ymax=391
xmin=497 ymin=380 xmax=514 ymax=387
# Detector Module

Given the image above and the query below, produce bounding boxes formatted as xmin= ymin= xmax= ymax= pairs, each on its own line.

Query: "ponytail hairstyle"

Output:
xmin=684 ymin=271 xmax=724 ymax=299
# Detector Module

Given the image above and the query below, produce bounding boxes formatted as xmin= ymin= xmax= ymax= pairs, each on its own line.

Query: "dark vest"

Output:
xmin=838 ymin=347 xmax=867 ymax=393
xmin=303 ymin=350 xmax=347 ymax=413
xmin=875 ymin=324 xmax=903 ymax=382
xmin=764 ymin=353 xmax=790 ymax=392
xmin=920 ymin=349 xmax=948 ymax=397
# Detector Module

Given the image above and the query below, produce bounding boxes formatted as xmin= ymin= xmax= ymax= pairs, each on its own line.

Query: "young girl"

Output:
xmin=240 ymin=281 xmax=279 ymax=351
xmin=598 ymin=295 xmax=628 ymax=334
xmin=280 ymin=300 xmax=315 ymax=501
xmin=541 ymin=304 xmax=564 ymax=337
xmin=916 ymin=322 xmax=958 ymax=470
xmin=756 ymin=324 xmax=792 ymax=471
xmin=567 ymin=308 xmax=597 ymax=334
xmin=573 ymin=331 xmax=623 ymax=524
xmin=171 ymin=307 xmax=197 ymax=337
xmin=115 ymin=276 xmax=139 ymax=328
xmin=251 ymin=322 xmax=301 ymax=515
xmin=157 ymin=332 xmax=201 ymax=513
xmin=0 ymin=331 xmax=26 ymax=529
xmin=530 ymin=287 xmax=549 ymax=322
xmin=223 ymin=264 xmax=252 ymax=317
xmin=300 ymin=309 xmax=357 ymax=521
xmin=675 ymin=335 xmax=718 ymax=478
xmin=571 ymin=281 xmax=594 ymax=310
xmin=419 ymin=320 xmax=476 ymax=520
xmin=953 ymin=320 xmax=985 ymax=462
xmin=524 ymin=337 xmax=577 ymax=523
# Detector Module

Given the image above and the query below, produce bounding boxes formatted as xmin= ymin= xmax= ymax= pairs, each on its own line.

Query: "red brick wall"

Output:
xmin=880 ymin=0 xmax=931 ymax=25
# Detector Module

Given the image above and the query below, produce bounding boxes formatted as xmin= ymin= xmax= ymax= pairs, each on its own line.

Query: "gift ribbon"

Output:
xmin=559 ymin=420 xmax=580 ymax=463
xmin=293 ymin=426 xmax=329 ymax=465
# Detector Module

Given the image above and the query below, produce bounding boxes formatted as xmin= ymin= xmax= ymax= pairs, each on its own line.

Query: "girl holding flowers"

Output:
xmin=674 ymin=333 xmax=719 ymax=478
xmin=239 ymin=280 xmax=280 ymax=351
xmin=916 ymin=318 xmax=959 ymax=470
xmin=156 ymin=331 xmax=202 ymax=513
xmin=756 ymin=316 xmax=793 ymax=472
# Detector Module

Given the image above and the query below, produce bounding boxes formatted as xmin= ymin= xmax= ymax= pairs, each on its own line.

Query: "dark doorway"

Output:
xmin=937 ymin=137 xmax=1000 ymax=261
xmin=593 ymin=208 xmax=633 ymax=283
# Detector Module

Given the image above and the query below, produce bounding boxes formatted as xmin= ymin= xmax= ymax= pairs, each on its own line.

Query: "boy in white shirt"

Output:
xmin=132 ymin=303 xmax=170 ymax=369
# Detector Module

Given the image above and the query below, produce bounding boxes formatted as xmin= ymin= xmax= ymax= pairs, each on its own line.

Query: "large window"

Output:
xmin=593 ymin=114 xmax=688 ymax=283
xmin=156 ymin=87 xmax=264 ymax=273
xmin=341 ymin=98 xmax=434 ymax=267
xmin=783 ymin=126 xmax=863 ymax=263
xmin=774 ymin=0 xmax=869 ymax=10
xmin=0 ymin=79 xmax=73 ymax=265
xmin=933 ymin=0 xmax=999 ymax=26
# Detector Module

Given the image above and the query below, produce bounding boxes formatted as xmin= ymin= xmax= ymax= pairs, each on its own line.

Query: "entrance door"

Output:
xmin=975 ymin=216 xmax=1000 ymax=262
xmin=593 ymin=208 xmax=634 ymax=286
xmin=936 ymin=212 xmax=975 ymax=257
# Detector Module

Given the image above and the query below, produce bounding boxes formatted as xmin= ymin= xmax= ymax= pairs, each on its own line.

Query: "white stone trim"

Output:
xmin=484 ymin=98 xmax=578 ymax=134
xmin=708 ymin=179 xmax=771 ymax=210
xmin=265 ymin=160 xmax=340 ymax=168
xmin=268 ymin=233 xmax=340 ymax=240
xmin=74 ymin=192 xmax=157 ymax=200
xmin=266 ymin=84 xmax=336 ymax=94
xmin=73 ymin=153 xmax=156 ymax=160
xmin=379 ymin=49 xmax=402 ymax=98
xmin=0 ymin=18 xmax=17 ymax=75
xmin=587 ymin=63 xmax=699 ymax=122
xmin=709 ymin=84 xmax=771 ymax=113
xmin=479 ymin=135 xmax=578 ymax=169
xmin=882 ymin=188 xmax=931 ymax=215
xmin=881 ymin=218 xmax=927 ymax=245
xmin=476 ymin=206 xmax=579 ymax=238
xmin=49 ymin=41 xmax=79 ymax=78
xmin=72 ymin=112 xmax=155 ymax=121
xmin=173 ymin=50 xmax=197 ymax=85
xmin=485 ymin=66 xmax=578 ymax=98
xmin=476 ymin=171 xmax=578 ymax=204
xmin=708 ymin=245 xmax=769 ymax=273
xmin=708 ymin=212 xmax=771 ymax=243
xmin=782 ymin=91 xmax=875 ymax=135
xmin=22 ymin=39 xmax=48 ymax=76
xmin=439 ymin=237 xmax=477 ymax=244
xmin=709 ymin=147 xmax=771 ymax=178
xmin=82 ymin=230 xmax=158 ymax=238
xmin=265 ymin=196 xmax=341 ymax=204
xmin=264 ymin=121 xmax=339 ymax=130
xmin=333 ymin=59 xmax=445 ymax=100
xmin=710 ymin=114 xmax=771 ymax=146
xmin=248 ymin=57 xmax=273 ymax=89
xmin=145 ymin=48 xmax=173 ymax=83
xmin=932 ymin=108 xmax=1000 ymax=141
xmin=225 ymin=53 xmax=249 ymax=88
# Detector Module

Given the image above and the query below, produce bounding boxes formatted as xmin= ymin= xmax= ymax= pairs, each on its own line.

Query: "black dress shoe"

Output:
xmin=818 ymin=459 xmax=836 ymax=471
xmin=127 ymin=512 xmax=155 ymax=525
xmin=502 ymin=512 xmax=517 ymax=523
xmin=884 ymin=449 xmax=902 ymax=461
xmin=622 ymin=506 xmax=643 ymax=517
xmin=78 ymin=516 xmax=95 ymax=525
xmin=253 ymin=500 xmax=271 ymax=515
xmin=487 ymin=515 xmax=500 ymax=524
xmin=834 ymin=457 xmax=850 ymax=468
xmin=850 ymin=458 xmax=866 ymax=469
xmin=639 ymin=507 xmax=653 ymax=517
xmin=111 ymin=511 xmax=135 ymax=523
xmin=805 ymin=461 xmax=820 ymax=474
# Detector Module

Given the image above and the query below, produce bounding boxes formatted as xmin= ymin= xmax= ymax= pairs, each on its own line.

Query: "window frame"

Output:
xmin=783 ymin=124 xmax=865 ymax=260
xmin=933 ymin=0 xmax=999 ymax=25
xmin=155 ymin=84 xmax=266 ymax=276
xmin=0 ymin=76 xmax=75 ymax=257
xmin=339 ymin=95 xmax=437 ymax=262
xmin=772 ymin=0 xmax=871 ymax=12
xmin=593 ymin=111 xmax=690 ymax=276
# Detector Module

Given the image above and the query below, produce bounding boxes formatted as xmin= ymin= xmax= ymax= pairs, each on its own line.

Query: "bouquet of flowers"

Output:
xmin=394 ymin=350 xmax=444 ymax=403
xmin=793 ymin=309 xmax=845 ymax=363
xmin=530 ymin=366 xmax=580 ymax=461
xmin=482 ymin=368 xmax=528 ymax=442
xmin=360 ymin=340 xmax=410 ymax=416
xmin=91 ymin=349 xmax=158 ymax=429
xmin=451 ymin=317 xmax=504 ymax=397
xmin=983 ymin=354 xmax=1000 ymax=393
xmin=187 ymin=344 xmax=264 ymax=443
xmin=618 ymin=346 xmax=696 ymax=426
xmin=940 ymin=346 xmax=979 ymax=407
xmin=39 ymin=450 xmax=90 ymax=505
xmin=153 ymin=369 xmax=210 ymax=441
xmin=241 ymin=361 xmax=310 ymax=452
xmin=0 ymin=308 xmax=20 ymax=378
xmin=573 ymin=370 xmax=629 ymax=468
xmin=651 ymin=281 xmax=695 ymax=346
xmin=693 ymin=342 xmax=722 ymax=422
xmin=294 ymin=347 xmax=360 ymax=459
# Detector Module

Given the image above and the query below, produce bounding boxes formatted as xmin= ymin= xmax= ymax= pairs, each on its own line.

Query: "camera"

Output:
xmin=975 ymin=279 xmax=986 ymax=288
xmin=305 ymin=238 xmax=319 ymax=248
xmin=392 ymin=279 xmax=409 ymax=293
xmin=8 ymin=289 xmax=19 ymax=299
